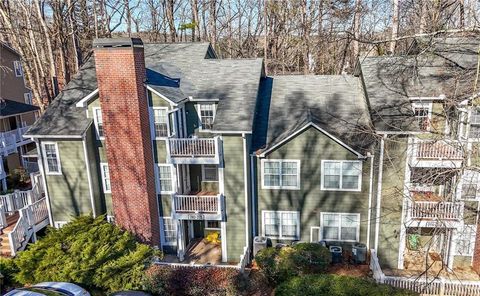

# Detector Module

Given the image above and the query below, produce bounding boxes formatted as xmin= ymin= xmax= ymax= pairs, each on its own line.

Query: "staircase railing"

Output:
xmin=0 ymin=182 xmax=43 ymax=213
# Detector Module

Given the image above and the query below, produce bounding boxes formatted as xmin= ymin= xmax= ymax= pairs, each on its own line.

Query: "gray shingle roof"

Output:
xmin=360 ymin=37 xmax=480 ymax=132
xmin=253 ymin=75 xmax=374 ymax=155
xmin=26 ymin=42 xmax=263 ymax=137
xmin=0 ymin=99 xmax=39 ymax=117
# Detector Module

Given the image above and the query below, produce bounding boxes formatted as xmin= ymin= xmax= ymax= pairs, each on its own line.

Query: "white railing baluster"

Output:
xmin=168 ymin=138 xmax=217 ymax=158
xmin=174 ymin=194 xmax=220 ymax=214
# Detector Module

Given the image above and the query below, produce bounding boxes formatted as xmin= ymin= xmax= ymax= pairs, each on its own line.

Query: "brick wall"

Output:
xmin=94 ymin=42 xmax=160 ymax=246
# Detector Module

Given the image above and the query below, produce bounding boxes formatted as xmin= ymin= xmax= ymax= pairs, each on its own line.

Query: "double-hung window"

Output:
xmin=469 ymin=109 xmax=480 ymax=138
xmin=24 ymin=92 xmax=32 ymax=105
xmin=262 ymin=159 xmax=300 ymax=189
xmin=42 ymin=142 xmax=61 ymax=174
xmin=158 ymin=164 xmax=173 ymax=193
xmin=461 ymin=170 xmax=480 ymax=200
xmin=455 ymin=225 xmax=476 ymax=256
xmin=321 ymin=212 xmax=360 ymax=242
xmin=153 ymin=108 xmax=169 ymax=138
xmin=412 ymin=102 xmax=432 ymax=131
xmin=93 ymin=107 xmax=104 ymax=139
xmin=199 ymin=104 xmax=215 ymax=130
xmin=100 ymin=163 xmax=111 ymax=193
xmin=13 ymin=61 xmax=23 ymax=77
xmin=162 ymin=217 xmax=177 ymax=245
xmin=262 ymin=211 xmax=300 ymax=239
xmin=321 ymin=160 xmax=362 ymax=191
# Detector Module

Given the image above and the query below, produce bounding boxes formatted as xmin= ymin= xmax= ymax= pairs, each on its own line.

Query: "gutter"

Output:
xmin=242 ymin=133 xmax=251 ymax=250
xmin=366 ymin=152 xmax=375 ymax=249
xmin=374 ymin=134 xmax=387 ymax=250
xmin=250 ymin=153 xmax=257 ymax=237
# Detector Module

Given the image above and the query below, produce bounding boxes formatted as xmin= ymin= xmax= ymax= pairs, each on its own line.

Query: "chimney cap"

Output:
xmin=93 ymin=38 xmax=143 ymax=49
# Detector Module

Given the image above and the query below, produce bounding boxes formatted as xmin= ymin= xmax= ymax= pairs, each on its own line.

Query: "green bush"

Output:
xmin=275 ymin=274 xmax=418 ymax=296
xmin=255 ymin=243 xmax=331 ymax=283
xmin=144 ymin=265 xmax=248 ymax=296
xmin=14 ymin=215 xmax=161 ymax=292
xmin=0 ymin=257 xmax=19 ymax=291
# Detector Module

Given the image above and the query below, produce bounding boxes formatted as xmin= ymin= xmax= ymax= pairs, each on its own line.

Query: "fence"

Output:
xmin=370 ymin=249 xmax=480 ymax=296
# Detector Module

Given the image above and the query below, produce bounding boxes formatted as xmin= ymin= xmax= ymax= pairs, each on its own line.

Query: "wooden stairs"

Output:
xmin=0 ymin=212 xmax=20 ymax=257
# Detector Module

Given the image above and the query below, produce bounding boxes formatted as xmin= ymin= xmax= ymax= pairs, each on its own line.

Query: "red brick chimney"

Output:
xmin=93 ymin=38 xmax=160 ymax=246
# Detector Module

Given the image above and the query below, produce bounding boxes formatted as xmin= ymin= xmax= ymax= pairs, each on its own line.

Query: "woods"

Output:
xmin=0 ymin=0 xmax=478 ymax=108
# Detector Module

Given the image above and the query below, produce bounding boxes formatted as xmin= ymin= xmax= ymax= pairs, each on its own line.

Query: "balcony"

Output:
xmin=409 ymin=138 xmax=463 ymax=168
xmin=406 ymin=200 xmax=464 ymax=228
xmin=167 ymin=136 xmax=221 ymax=164
xmin=172 ymin=193 xmax=224 ymax=220
xmin=0 ymin=126 xmax=32 ymax=156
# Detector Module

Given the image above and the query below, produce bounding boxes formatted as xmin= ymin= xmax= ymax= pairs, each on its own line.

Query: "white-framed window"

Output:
xmin=320 ymin=212 xmax=360 ymax=242
xmin=161 ymin=217 xmax=177 ymax=245
xmin=411 ymin=102 xmax=432 ymax=131
xmin=100 ymin=163 xmax=111 ymax=193
xmin=205 ymin=220 xmax=220 ymax=230
xmin=152 ymin=107 xmax=169 ymax=138
xmin=262 ymin=210 xmax=300 ymax=240
xmin=202 ymin=164 xmax=218 ymax=182
xmin=13 ymin=60 xmax=23 ymax=77
xmin=261 ymin=159 xmax=300 ymax=189
xmin=24 ymin=92 xmax=32 ymax=105
xmin=455 ymin=224 xmax=476 ymax=256
xmin=469 ymin=108 xmax=480 ymax=138
xmin=460 ymin=170 xmax=480 ymax=200
xmin=321 ymin=160 xmax=362 ymax=191
xmin=42 ymin=142 xmax=61 ymax=175
xmin=92 ymin=107 xmax=104 ymax=139
xmin=198 ymin=104 xmax=215 ymax=130
xmin=158 ymin=164 xmax=174 ymax=193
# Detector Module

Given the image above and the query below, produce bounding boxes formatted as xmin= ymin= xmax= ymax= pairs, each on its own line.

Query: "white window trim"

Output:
xmin=157 ymin=163 xmax=175 ymax=194
xmin=54 ymin=221 xmax=68 ymax=228
xmin=320 ymin=212 xmax=360 ymax=243
xmin=261 ymin=210 xmax=300 ymax=240
xmin=320 ymin=160 xmax=362 ymax=192
xmin=458 ymin=170 xmax=480 ymax=201
xmin=201 ymin=164 xmax=219 ymax=182
xmin=261 ymin=159 xmax=301 ymax=190
xmin=467 ymin=107 xmax=480 ymax=140
xmin=24 ymin=92 xmax=32 ymax=105
xmin=92 ymin=107 xmax=104 ymax=140
xmin=100 ymin=162 xmax=111 ymax=193
xmin=151 ymin=107 xmax=170 ymax=140
xmin=13 ymin=60 xmax=23 ymax=77
xmin=161 ymin=217 xmax=177 ymax=246
xmin=42 ymin=142 xmax=62 ymax=175
xmin=411 ymin=101 xmax=433 ymax=132
xmin=204 ymin=220 xmax=221 ymax=230
xmin=196 ymin=103 xmax=216 ymax=131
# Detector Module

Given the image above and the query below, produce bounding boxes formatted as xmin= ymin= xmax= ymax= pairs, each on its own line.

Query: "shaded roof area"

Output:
xmin=253 ymin=75 xmax=374 ymax=155
xmin=0 ymin=99 xmax=39 ymax=117
xmin=360 ymin=36 xmax=480 ymax=132
xmin=26 ymin=42 xmax=263 ymax=136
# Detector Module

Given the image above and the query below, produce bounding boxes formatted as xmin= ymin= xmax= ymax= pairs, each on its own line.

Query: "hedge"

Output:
xmin=275 ymin=274 xmax=418 ymax=296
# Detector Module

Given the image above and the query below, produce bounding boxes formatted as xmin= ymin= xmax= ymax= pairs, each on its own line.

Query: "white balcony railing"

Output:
xmin=0 ymin=126 xmax=31 ymax=156
xmin=409 ymin=201 xmax=464 ymax=220
xmin=173 ymin=194 xmax=221 ymax=213
xmin=168 ymin=137 xmax=218 ymax=158
xmin=413 ymin=139 xmax=463 ymax=160
xmin=0 ymin=181 xmax=43 ymax=213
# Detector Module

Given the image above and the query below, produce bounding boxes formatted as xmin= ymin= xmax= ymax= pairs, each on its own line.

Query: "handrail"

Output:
xmin=168 ymin=137 xmax=217 ymax=157
xmin=174 ymin=194 xmax=220 ymax=213
xmin=413 ymin=138 xmax=463 ymax=160
xmin=0 ymin=204 xmax=6 ymax=228
xmin=0 ymin=182 xmax=42 ymax=213
xmin=409 ymin=201 xmax=463 ymax=220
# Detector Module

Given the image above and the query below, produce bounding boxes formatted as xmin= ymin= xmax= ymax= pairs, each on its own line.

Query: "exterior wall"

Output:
xmin=41 ymin=139 xmax=92 ymax=222
xmin=256 ymin=127 xmax=372 ymax=252
xmin=0 ymin=45 xmax=30 ymax=103
xmin=377 ymin=136 xmax=407 ymax=269
xmin=223 ymin=135 xmax=248 ymax=262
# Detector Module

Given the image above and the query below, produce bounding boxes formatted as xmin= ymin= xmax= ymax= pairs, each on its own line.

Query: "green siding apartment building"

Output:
xmin=24 ymin=37 xmax=480 ymax=276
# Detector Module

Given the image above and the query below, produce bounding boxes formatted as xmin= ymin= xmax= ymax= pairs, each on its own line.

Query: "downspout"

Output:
xmin=374 ymin=134 xmax=387 ymax=251
xmin=250 ymin=153 xmax=257 ymax=237
xmin=34 ymin=139 xmax=53 ymax=226
xmin=366 ymin=152 xmax=375 ymax=249
xmin=242 ymin=133 xmax=251 ymax=250
xmin=82 ymin=135 xmax=96 ymax=218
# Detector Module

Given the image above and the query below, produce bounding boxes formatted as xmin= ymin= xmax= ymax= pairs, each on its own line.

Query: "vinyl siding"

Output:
xmin=257 ymin=127 xmax=372 ymax=251
xmin=42 ymin=139 xmax=92 ymax=222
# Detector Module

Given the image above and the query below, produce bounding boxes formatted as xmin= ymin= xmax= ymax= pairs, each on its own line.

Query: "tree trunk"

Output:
xmin=389 ymin=0 xmax=399 ymax=54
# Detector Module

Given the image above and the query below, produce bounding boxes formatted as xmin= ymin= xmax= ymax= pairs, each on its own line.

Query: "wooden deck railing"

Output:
xmin=0 ymin=182 xmax=43 ymax=213
xmin=168 ymin=137 xmax=217 ymax=157
xmin=410 ymin=201 xmax=463 ymax=220
xmin=414 ymin=139 xmax=463 ymax=160
xmin=174 ymin=194 xmax=221 ymax=213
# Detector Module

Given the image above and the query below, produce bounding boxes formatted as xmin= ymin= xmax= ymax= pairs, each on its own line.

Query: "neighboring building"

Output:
xmin=0 ymin=42 xmax=40 ymax=190
xmin=23 ymin=37 xmax=480 ymax=279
